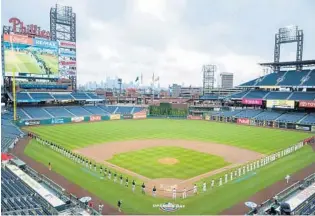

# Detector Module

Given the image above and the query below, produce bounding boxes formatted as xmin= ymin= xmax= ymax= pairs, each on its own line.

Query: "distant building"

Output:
xmin=171 ymin=84 xmax=181 ymax=97
xmin=220 ymin=72 xmax=234 ymax=89
xmin=171 ymin=84 xmax=202 ymax=98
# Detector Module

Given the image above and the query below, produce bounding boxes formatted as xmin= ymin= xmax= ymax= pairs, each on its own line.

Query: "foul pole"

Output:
xmin=12 ymin=69 xmax=17 ymax=121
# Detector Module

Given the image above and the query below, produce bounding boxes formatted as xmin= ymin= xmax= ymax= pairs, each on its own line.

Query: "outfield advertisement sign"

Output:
xmin=59 ymin=40 xmax=76 ymax=49
xmin=110 ymin=114 xmax=121 ymax=120
xmin=33 ymin=38 xmax=58 ymax=49
xmin=122 ymin=114 xmax=133 ymax=119
xmin=242 ymin=99 xmax=263 ymax=105
xmin=59 ymin=50 xmax=76 ymax=57
xmin=51 ymin=118 xmax=64 ymax=124
xmin=237 ymin=118 xmax=250 ymax=125
xmin=266 ymin=100 xmax=295 ymax=109
xmin=295 ymin=125 xmax=311 ymax=131
xmin=133 ymin=111 xmax=147 ymax=119
xmin=311 ymin=126 xmax=315 ymax=132
xmin=90 ymin=115 xmax=101 ymax=122
xmin=24 ymin=120 xmax=40 ymax=126
xmin=299 ymin=100 xmax=315 ymax=108
xmin=187 ymin=115 xmax=202 ymax=120
xmin=71 ymin=116 xmax=84 ymax=123
xmin=60 ymin=60 xmax=76 ymax=66
xmin=3 ymin=34 xmax=32 ymax=45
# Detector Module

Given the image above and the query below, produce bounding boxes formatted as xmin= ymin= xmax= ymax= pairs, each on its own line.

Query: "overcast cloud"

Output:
xmin=2 ymin=0 xmax=315 ymax=87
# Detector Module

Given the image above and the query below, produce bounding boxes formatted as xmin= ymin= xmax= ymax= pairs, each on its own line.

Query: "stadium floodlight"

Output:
xmin=278 ymin=25 xmax=298 ymax=43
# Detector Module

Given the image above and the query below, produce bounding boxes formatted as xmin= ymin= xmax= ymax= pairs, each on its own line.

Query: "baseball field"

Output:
xmin=23 ymin=119 xmax=315 ymax=214
xmin=4 ymin=50 xmax=58 ymax=74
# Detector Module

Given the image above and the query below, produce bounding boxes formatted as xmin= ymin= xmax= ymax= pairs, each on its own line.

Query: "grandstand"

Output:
xmin=247 ymin=173 xmax=315 ymax=215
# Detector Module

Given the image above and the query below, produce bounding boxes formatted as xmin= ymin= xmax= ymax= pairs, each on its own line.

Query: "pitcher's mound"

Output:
xmin=158 ymin=158 xmax=179 ymax=165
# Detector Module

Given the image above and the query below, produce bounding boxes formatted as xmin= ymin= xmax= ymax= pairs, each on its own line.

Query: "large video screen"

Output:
xmin=3 ymin=34 xmax=59 ymax=77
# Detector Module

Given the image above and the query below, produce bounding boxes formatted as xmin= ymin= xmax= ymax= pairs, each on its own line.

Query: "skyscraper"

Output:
xmin=220 ymin=72 xmax=234 ymax=89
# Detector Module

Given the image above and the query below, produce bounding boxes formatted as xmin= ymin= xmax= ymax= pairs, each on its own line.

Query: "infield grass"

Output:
xmin=25 ymin=119 xmax=311 ymax=154
xmin=108 ymin=146 xmax=230 ymax=179
xmin=24 ymin=139 xmax=315 ymax=214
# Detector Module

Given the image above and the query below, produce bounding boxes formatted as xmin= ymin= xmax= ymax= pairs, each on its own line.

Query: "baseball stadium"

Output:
xmin=1 ymin=3 xmax=315 ymax=216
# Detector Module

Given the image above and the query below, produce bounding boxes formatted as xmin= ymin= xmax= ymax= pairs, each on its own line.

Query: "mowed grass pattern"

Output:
xmin=24 ymin=140 xmax=315 ymax=214
xmin=5 ymin=50 xmax=42 ymax=73
xmin=108 ymin=146 xmax=230 ymax=179
xmin=25 ymin=119 xmax=311 ymax=154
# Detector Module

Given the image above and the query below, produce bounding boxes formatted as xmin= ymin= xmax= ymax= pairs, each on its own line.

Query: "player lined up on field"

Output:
xmin=28 ymin=133 xmax=221 ymax=198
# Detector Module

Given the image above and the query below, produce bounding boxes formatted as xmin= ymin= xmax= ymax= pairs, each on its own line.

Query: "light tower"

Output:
xmin=274 ymin=25 xmax=303 ymax=72
xmin=202 ymin=65 xmax=216 ymax=95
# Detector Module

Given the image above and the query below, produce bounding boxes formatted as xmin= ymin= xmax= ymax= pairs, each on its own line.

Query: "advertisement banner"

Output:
xmin=71 ymin=116 xmax=84 ymax=123
xmin=33 ymin=38 xmax=58 ymax=49
xmin=59 ymin=50 xmax=76 ymax=57
xmin=266 ymin=100 xmax=295 ymax=109
xmin=295 ymin=125 xmax=311 ymax=131
xmin=51 ymin=118 xmax=64 ymax=124
xmin=59 ymin=69 xmax=76 ymax=76
xmin=25 ymin=120 xmax=40 ymax=126
xmin=60 ymin=60 xmax=76 ymax=66
xmin=237 ymin=118 xmax=250 ymax=125
xmin=133 ymin=111 xmax=147 ymax=119
xmin=59 ymin=40 xmax=76 ymax=49
xmin=312 ymin=126 xmax=315 ymax=132
xmin=187 ymin=115 xmax=202 ymax=120
xmin=90 ymin=115 xmax=101 ymax=122
xmin=110 ymin=114 xmax=121 ymax=120
xmin=3 ymin=34 xmax=32 ymax=45
xmin=299 ymin=100 xmax=315 ymax=108
xmin=122 ymin=114 xmax=133 ymax=119
xmin=242 ymin=99 xmax=263 ymax=105
xmin=205 ymin=115 xmax=210 ymax=121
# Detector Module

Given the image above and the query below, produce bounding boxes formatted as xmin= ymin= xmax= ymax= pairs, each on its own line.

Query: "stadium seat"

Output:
xmin=276 ymin=112 xmax=306 ymax=123
xmin=288 ymin=92 xmax=315 ymax=100
xmin=234 ymin=109 xmax=262 ymax=118
xmin=253 ymin=110 xmax=283 ymax=121
xmin=71 ymin=93 xmax=89 ymax=100
xmin=244 ymin=91 xmax=269 ymax=99
xmin=23 ymin=107 xmax=52 ymax=119
xmin=264 ymin=92 xmax=292 ymax=100
xmin=52 ymin=94 xmax=74 ymax=100
xmin=115 ymin=106 xmax=134 ymax=114
xmin=256 ymin=71 xmax=285 ymax=86
xmin=83 ymin=106 xmax=108 ymax=115
xmin=17 ymin=93 xmax=32 ymax=101
xmin=44 ymin=107 xmax=74 ymax=117
xmin=277 ymin=70 xmax=310 ymax=86
xmin=299 ymin=113 xmax=315 ymax=125
xmin=66 ymin=107 xmax=92 ymax=116
xmin=29 ymin=93 xmax=54 ymax=100
xmin=230 ymin=91 xmax=249 ymax=99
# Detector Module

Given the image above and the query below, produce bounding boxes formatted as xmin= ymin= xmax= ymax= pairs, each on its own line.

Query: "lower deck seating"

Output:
xmin=254 ymin=111 xmax=283 ymax=121
xmin=276 ymin=112 xmax=306 ymax=123
xmin=299 ymin=113 xmax=315 ymax=125
xmin=44 ymin=107 xmax=74 ymax=117
xmin=234 ymin=109 xmax=262 ymax=118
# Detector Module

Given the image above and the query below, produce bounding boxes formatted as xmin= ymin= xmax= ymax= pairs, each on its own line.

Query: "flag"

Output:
xmin=135 ymin=77 xmax=139 ymax=82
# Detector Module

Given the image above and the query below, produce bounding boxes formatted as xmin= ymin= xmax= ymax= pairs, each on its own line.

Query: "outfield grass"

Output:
xmin=25 ymin=119 xmax=311 ymax=154
xmin=108 ymin=146 xmax=230 ymax=179
xmin=24 ymin=139 xmax=315 ymax=214
xmin=39 ymin=54 xmax=58 ymax=74
xmin=5 ymin=50 xmax=42 ymax=73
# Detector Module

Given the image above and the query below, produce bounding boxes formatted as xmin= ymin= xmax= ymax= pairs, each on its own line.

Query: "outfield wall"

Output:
xmin=16 ymin=111 xmax=147 ymax=126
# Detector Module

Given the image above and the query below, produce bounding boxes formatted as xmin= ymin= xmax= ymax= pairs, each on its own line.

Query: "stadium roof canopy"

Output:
xmin=259 ymin=60 xmax=315 ymax=69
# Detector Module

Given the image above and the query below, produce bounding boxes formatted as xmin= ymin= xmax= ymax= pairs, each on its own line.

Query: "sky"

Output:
xmin=1 ymin=0 xmax=315 ymax=87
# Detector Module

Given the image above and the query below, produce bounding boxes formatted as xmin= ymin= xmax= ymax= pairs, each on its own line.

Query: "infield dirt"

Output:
xmin=74 ymin=139 xmax=263 ymax=197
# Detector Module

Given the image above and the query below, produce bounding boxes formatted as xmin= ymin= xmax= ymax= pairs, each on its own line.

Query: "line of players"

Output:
xmin=29 ymin=133 xmax=217 ymax=199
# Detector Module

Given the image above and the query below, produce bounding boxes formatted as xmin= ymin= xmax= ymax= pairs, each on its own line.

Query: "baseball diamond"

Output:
xmin=21 ymin=119 xmax=315 ymax=214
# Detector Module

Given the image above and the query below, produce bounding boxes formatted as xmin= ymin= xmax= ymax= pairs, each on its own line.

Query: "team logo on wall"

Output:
xmin=153 ymin=203 xmax=185 ymax=212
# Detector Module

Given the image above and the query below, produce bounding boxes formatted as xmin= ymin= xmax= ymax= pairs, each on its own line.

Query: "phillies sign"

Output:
xmin=8 ymin=17 xmax=50 ymax=39
xmin=237 ymin=118 xmax=250 ymax=125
